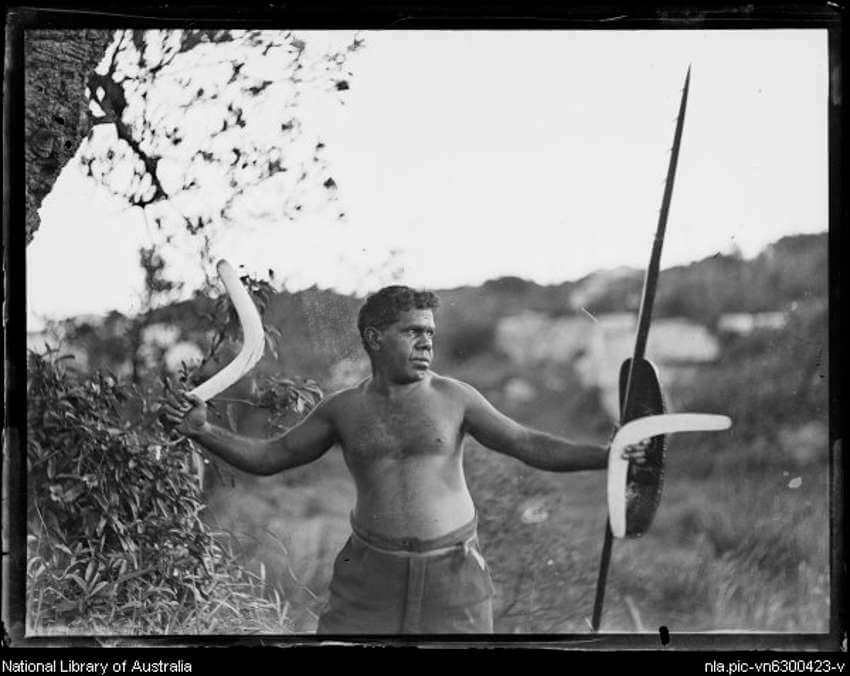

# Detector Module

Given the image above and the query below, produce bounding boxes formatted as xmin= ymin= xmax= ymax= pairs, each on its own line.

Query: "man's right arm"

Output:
xmin=163 ymin=392 xmax=339 ymax=476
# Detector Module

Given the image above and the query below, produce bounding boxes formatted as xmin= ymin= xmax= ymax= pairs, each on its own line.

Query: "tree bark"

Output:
xmin=25 ymin=29 xmax=113 ymax=245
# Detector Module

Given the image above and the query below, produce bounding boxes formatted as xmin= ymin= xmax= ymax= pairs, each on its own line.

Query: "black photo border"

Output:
xmin=3 ymin=0 xmax=846 ymax=659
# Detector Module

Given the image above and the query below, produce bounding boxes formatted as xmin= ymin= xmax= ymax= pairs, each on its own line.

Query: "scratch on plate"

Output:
xmin=581 ymin=307 xmax=599 ymax=323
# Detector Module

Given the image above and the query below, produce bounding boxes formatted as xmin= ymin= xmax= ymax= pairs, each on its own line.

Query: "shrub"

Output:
xmin=26 ymin=350 xmax=290 ymax=635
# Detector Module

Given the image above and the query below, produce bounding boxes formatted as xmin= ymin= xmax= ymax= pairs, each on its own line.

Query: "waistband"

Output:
xmin=350 ymin=512 xmax=478 ymax=557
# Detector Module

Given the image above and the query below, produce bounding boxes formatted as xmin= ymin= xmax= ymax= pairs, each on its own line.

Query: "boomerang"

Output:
xmin=606 ymin=413 xmax=731 ymax=538
xmin=189 ymin=259 xmax=265 ymax=402
xmin=183 ymin=260 xmax=264 ymax=485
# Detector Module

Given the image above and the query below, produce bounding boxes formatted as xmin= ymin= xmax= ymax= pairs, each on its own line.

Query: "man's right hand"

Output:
xmin=159 ymin=390 xmax=208 ymax=437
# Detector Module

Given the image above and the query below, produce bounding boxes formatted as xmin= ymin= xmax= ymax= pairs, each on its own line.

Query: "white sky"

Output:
xmin=27 ymin=29 xmax=828 ymax=330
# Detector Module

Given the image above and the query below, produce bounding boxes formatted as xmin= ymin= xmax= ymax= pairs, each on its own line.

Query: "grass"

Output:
xmin=201 ymin=449 xmax=355 ymax=633
xmin=27 ymin=538 xmax=295 ymax=636
xmin=464 ymin=436 xmax=830 ymax=634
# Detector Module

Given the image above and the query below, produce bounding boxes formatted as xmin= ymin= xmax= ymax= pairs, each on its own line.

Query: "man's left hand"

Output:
xmin=621 ymin=438 xmax=650 ymax=465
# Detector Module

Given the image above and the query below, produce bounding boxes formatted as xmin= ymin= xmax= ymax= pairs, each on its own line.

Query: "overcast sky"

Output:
xmin=27 ymin=29 xmax=828 ymax=329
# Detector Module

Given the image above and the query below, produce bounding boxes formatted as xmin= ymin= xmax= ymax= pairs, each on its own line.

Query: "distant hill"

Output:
xmin=37 ymin=231 xmax=827 ymax=386
xmin=433 ymin=232 xmax=827 ymax=329
xmin=653 ymin=232 xmax=827 ymax=325
xmin=247 ymin=231 xmax=827 ymax=374
xmin=570 ymin=232 xmax=827 ymax=325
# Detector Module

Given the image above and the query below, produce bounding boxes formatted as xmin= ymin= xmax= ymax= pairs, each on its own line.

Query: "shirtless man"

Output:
xmin=160 ymin=285 xmax=647 ymax=634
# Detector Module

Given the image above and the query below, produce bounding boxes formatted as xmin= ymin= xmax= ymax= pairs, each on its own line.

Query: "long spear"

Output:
xmin=590 ymin=65 xmax=692 ymax=632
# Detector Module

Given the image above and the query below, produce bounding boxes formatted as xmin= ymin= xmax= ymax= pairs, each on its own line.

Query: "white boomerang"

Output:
xmin=607 ymin=413 xmax=732 ymax=538
xmin=189 ymin=259 xmax=265 ymax=402
xmin=183 ymin=260 xmax=264 ymax=485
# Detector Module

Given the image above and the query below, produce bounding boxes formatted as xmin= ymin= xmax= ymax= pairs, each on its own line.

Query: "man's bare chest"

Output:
xmin=336 ymin=396 xmax=463 ymax=461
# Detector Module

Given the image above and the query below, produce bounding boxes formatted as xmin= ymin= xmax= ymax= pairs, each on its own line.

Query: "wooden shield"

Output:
xmin=618 ymin=357 xmax=667 ymax=538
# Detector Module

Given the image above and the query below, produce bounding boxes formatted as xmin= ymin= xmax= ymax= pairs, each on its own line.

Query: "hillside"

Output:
xmin=260 ymin=230 xmax=825 ymax=362
xmin=258 ymin=231 xmax=828 ymax=368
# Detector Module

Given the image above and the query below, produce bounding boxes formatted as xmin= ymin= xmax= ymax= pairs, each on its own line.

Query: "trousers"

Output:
xmin=316 ymin=514 xmax=495 ymax=634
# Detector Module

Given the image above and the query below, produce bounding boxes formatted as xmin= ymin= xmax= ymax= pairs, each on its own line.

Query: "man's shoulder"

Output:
xmin=325 ymin=380 xmax=369 ymax=403
xmin=313 ymin=381 xmax=367 ymax=415
xmin=428 ymin=372 xmax=478 ymax=401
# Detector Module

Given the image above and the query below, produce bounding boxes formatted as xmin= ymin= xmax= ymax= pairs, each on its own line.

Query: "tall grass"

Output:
xmin=27 ymin=513 xmax=295 ymax=636
xmin=564 ymin=464 xmax=828 ymax=633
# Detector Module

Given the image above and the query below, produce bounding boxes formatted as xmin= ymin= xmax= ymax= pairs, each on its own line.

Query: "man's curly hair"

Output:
xmin=357 ymin=286 xmax=439 ymax=353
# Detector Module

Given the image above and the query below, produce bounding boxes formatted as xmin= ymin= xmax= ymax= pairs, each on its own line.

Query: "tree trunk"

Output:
xmin=25 ymin=29 xmax=113 ymax=245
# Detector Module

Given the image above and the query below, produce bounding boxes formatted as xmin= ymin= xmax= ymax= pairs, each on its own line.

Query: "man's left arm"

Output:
xmin=458 ymin=381 xmax=643 ymax=472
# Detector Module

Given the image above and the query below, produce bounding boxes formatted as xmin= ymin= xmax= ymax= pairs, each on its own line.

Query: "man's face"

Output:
xmin=372 ymin=309 xmax=435 ymax=381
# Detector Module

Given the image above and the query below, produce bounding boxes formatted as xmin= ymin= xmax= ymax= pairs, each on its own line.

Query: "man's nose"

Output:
xmin=416 ymin=334 xmax=432 ymax=349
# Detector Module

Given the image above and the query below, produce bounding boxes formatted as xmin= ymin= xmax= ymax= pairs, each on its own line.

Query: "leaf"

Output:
xmin=68 ymin=573 xmax=88 ymax=591
xmin=26 ymin=553 xmax=42 ymax=573
xmin=55 ymin=599 xmax=77 ymax=613
xmin=85 ymin=560 xmax=96 ymax=582
xmin=64 ymin=484 xmax=86 ymax=503
xmin=91 ymin=581 xmax=110 ymax=597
